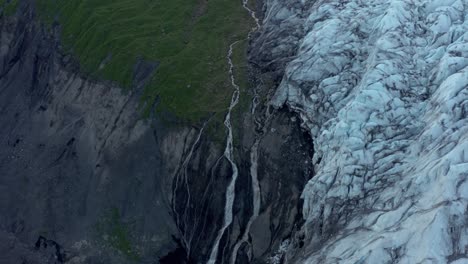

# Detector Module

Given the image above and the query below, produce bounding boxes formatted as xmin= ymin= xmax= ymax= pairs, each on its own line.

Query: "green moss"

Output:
xmin=231 ymin=39 xmax=253 ymax=146
xmin=205 ymin=111 xmax=227 ymax=146
xmin=36 ymin=0 xmax=253 ymax=123
xmin=1 ymin=0 xmax=19 ymax=16
xmin=96 ymin=208 xmax=140 ymax=261
xmin=204 ymin=38 xmax=252 ymax=146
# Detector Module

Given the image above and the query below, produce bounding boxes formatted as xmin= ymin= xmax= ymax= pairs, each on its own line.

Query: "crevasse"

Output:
xmin=269 ymin=0 xmax=468 ymax=262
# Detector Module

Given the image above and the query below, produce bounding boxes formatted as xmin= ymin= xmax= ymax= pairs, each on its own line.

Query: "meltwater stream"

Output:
xmin=172 ymin=122 xmax=208 ymax=258
xmin=230 ymin=96 xmax=275 ymax=264
xmin=229 ymin=140 xmax=261 ymax=264
xmin=207 ymin=1 xmax=260 ymax=263
xmin=228 ymin=1 xmax=264 ymax=263
xmin=242 ymin=0 xmax=260 ymax=30
xmin=206 ymin=41 xmax=241 ymax=264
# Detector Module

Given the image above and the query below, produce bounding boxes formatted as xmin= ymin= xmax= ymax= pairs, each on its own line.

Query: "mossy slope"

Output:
xmin=37 ymin=0 xmax=252 ymax=122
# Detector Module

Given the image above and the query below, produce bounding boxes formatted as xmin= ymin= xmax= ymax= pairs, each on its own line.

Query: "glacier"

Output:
xmin=266 ymin=0 xmax=468 ymax=263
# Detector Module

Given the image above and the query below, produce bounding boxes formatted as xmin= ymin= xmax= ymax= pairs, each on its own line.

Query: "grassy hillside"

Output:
xmin=36 ymin=0 xmax=253 ymax=122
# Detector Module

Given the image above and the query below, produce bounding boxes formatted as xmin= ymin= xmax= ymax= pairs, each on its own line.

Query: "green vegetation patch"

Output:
xmin=1 ymin=0 xmax=19 ymax=16
xmin=96 ymin=208 xmax=140 ymax=261
xmin=231 ymin=39 xmax=253 ymax=146
xmin=36 ymin=0 xmax=253 ymax=122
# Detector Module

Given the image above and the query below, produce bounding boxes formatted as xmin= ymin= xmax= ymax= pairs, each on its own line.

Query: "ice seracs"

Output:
xmin=267 ymin=0 xmax=468 ymax=262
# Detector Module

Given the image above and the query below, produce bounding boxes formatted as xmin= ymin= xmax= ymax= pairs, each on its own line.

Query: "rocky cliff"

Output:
xmin=0 ymin=1 xmax=313 ymax=263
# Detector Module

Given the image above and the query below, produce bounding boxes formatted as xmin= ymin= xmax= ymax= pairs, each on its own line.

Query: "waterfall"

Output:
xmin=206 ymin=41 xmax=241 ymax=264
xmin=207 ymin=1 xmax=261 ymax=262
xmin=172 ymin=121 xmax=207 ymax=258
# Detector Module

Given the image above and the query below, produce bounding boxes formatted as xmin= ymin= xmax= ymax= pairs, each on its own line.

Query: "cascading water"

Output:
xmin=172 ymin=122 xmax=208 ymax=258
xmin=229 ymin=140 xmax=260 ymax=264
xmin=230 ymin=96 xmax=275 ymax=264
xmin=206 ymin=41 xmax=241 ymax=264
xmin=242 ymin=0 xmax=260 ymax=30
xmin=207 ymin=1 xmax=261 ymax=263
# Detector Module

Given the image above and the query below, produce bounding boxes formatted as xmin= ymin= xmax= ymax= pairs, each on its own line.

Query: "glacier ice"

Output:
xmin=267 ymin=0 xmax=468 ymax=262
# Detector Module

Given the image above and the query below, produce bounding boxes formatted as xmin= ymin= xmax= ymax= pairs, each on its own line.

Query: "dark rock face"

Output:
xmin=0 ymin=2 xmax=314 ymax=264
xmin=249 ymin=0 xmax=312 ymax=79
xmin=0 ymin=230 xmax=57 ymax=264
xmin=0 ymin=3 xmax=180 ymax=263
xmin=35 ymin=236 xmax=67 ymax=263
xmin=245 ymin=110 xmax=314 ymax=263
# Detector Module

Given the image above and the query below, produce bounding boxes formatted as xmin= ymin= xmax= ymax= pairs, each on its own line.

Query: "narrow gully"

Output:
xmin=172 ymin=121 xmax=208 ymax=258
